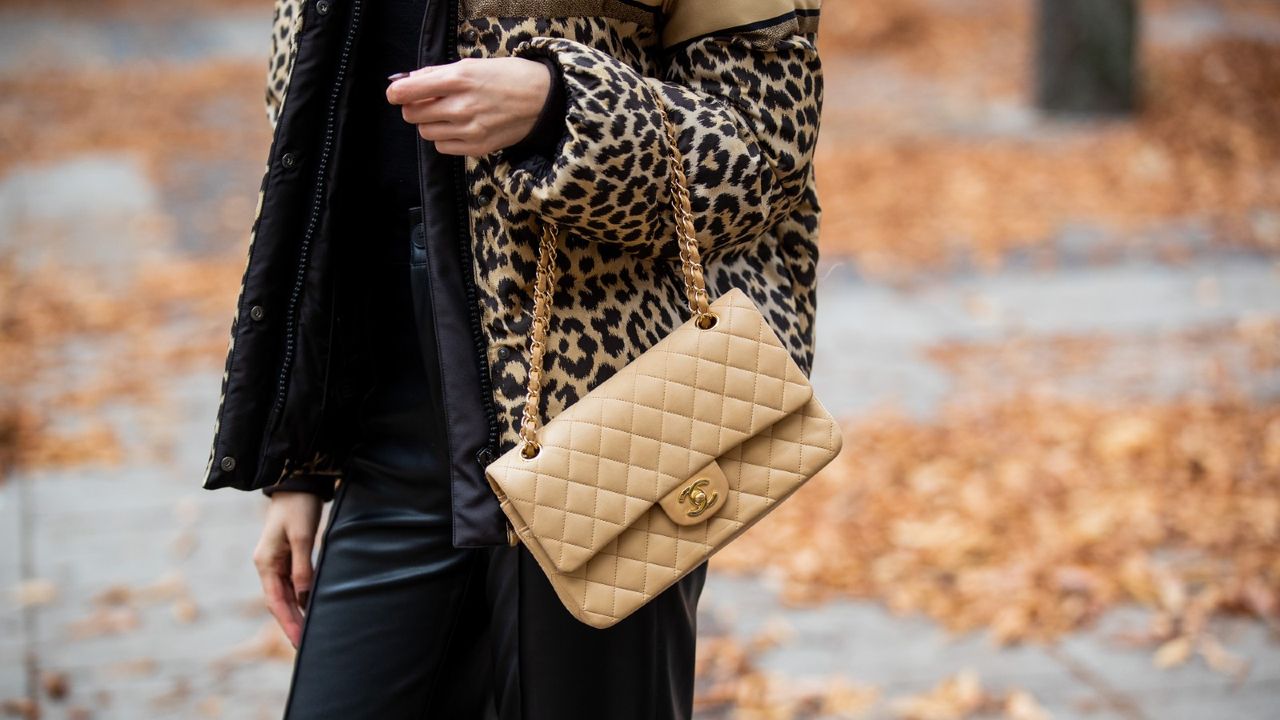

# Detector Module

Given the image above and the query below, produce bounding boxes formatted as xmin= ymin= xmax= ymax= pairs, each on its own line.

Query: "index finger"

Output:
xmin=259 ymin=567 xmax=304 ymax=647
xmin=386 ymin=66 xmax=468 ymax=105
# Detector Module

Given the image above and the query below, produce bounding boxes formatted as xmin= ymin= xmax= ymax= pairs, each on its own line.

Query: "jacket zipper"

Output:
xmin=445 ymin=0 xmax=503 ymax=461
xmin=269 ymin=0 xmax=364 ymax=425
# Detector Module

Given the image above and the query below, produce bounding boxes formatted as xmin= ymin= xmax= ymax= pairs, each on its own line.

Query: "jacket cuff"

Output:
xmin=501 ymin=55 xmax=567 ymax=168
xmin=261 ymin=474 xmax=339 ymax=501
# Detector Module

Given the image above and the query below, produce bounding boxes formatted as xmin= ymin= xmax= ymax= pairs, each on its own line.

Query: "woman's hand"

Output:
xmin=253 ymin=491 xmax=323 ymax=648
xmin=386 ymin=57 xmax=551 ymax=157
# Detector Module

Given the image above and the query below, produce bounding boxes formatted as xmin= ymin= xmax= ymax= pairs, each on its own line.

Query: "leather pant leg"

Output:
xmin=281 ymin=452 xmax=495 ymax=719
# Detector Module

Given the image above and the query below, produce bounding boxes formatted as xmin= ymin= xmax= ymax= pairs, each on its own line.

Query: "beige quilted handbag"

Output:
xmin=484 ymin=86 xmax=843 ymax=629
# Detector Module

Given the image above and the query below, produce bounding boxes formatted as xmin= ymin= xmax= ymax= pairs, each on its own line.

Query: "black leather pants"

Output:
xmin=280 ymin=211 xmax=708 ymax=719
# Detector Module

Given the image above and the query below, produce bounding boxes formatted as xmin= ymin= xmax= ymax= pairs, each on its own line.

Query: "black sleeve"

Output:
xmin=261 ymin=475 xmax=338 ymax=501
xmin=501 ymin=55 xmax=568 ymax=166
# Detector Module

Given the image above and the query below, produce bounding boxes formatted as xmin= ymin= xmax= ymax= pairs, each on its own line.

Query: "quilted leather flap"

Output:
xmin=485 ymin=287 xmax=814 ymax=573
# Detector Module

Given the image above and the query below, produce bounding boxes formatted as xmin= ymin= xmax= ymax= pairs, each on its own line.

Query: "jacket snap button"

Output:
xmin=316 ymin=0 xmax=331 ymax=15
xmin=281 ymin=152 xmax=298 ymax=169
xmin=249 ymin=305 xmax=266 ymax=322
xmin=496 ymin=346 xmax=511 ymax=360
xmin=476 ymin=447 xmax=495 ymax=466
xmin=460 ymin=28 xmax=478 ymax=44
xmin=220 ymin=456 xmax=237 ymax=472
xmin=476 ymin=191 xmax=492 ymax=205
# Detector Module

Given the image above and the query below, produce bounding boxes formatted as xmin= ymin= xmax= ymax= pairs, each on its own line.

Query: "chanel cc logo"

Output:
xmin=678 ymin=478 xmax=719 ymax=517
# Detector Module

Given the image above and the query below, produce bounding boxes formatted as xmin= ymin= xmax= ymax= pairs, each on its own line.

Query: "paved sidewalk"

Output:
xmin=2 ymin=2 xmax=1278 ymax=718
xmin=2 ymin=375 xmax=296 ymax=720
xmin=701 ymin=574 xmax=1280 ymax=720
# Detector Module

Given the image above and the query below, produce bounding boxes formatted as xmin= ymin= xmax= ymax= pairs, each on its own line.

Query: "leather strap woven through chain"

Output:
xmin=517 ymin=81 xmax=713 ymax=459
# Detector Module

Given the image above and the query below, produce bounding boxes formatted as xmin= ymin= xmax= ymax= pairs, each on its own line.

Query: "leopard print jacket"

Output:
xmin=208 ymin=0 xmax=824 ymax=509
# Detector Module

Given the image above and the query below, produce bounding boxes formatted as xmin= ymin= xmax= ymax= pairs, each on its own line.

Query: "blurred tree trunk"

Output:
xmin=1035 ymin=0 xmax=1139 ymax=115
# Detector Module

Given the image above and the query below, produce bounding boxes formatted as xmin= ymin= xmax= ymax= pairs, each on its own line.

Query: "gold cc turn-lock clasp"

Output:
xmin=658 ymin=459 xmax=729 ymax=526
xmin=678 ymin=478 xmax=719 ymax=517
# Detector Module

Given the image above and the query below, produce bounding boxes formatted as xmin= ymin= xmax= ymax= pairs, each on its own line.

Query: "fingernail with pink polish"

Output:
xmin=386 ymin=71 xmax=410 ymax=82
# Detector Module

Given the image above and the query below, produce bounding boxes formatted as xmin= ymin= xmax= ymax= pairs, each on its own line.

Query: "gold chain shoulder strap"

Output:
xmin=516 ymin=80 xmax=715 ymax=459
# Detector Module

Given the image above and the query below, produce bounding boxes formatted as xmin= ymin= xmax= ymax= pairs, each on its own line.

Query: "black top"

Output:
xmin=343 ymin=0 xmax=445 ymax=462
